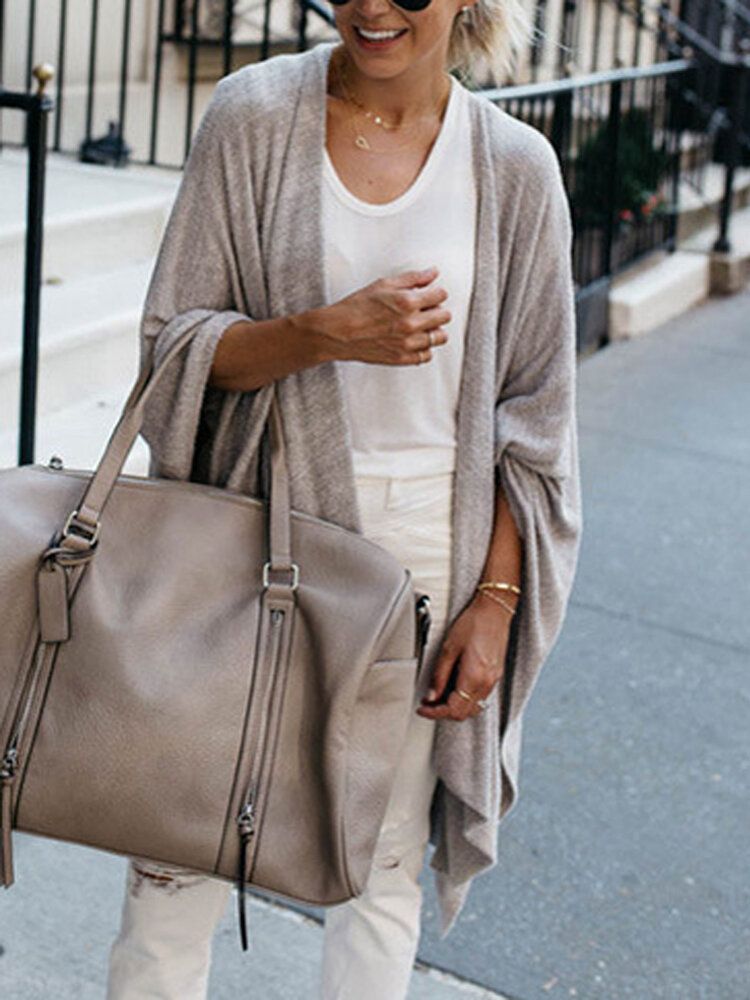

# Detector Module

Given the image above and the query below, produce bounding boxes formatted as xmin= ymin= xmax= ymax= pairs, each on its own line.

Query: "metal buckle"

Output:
xmin=262 ymin=561 xmax=299 ymax=591
xmin=61 ymin=509 xmax=100 ymax=545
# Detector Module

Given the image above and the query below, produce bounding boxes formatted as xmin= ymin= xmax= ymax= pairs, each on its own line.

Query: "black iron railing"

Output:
xmin=484 ymin=59 xmax=692 ymax=352
xmin=0 ymin=67 xmax=54 ymax=465
xmin=645 ymin=1 xmax=750 ymax=252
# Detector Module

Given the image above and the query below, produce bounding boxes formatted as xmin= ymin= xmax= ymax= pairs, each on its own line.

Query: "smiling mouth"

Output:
xmin=354 ymin=26 xmax=409 ymax=39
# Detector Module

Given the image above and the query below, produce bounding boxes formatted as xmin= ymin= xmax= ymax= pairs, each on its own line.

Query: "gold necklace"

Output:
xmin=336 ymin=50 xmax=451 ymax=150
xmin=334 ymin=48 xmax=451 ymax=153
xmin=337 ymin=52 xmax=402 ymax=133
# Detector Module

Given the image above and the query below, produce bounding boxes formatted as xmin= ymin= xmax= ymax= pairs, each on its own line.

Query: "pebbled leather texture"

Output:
xmin=0 ymin=323 xmax=429 ymax=918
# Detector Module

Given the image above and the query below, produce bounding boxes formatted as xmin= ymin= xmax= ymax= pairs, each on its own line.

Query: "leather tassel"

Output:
xmin=1 ymin=775 xmax=15 ymax=887
xmin=237 ymin=834 xmax=250 ymax=951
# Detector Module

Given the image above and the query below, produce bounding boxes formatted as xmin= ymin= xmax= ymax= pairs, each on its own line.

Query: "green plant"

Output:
xmin=572 ymin=106 xmax=673 ymax=230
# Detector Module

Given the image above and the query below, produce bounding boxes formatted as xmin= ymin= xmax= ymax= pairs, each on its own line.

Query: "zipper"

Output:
xmin=415 ymin=595 xmax=432 ymax=680
xmin=234 ymin=606 xmax=285 ymax=952
xmin=235 ymin=782 xmax=257 ymax=952
xmin=0 ymin=639 xmax=49 ymax=888
xmin=1 ymin=743 xmax=19 ymax=886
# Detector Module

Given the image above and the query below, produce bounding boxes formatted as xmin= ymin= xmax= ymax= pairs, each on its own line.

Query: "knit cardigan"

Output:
xmin=138 ymin=39 xmax=582 ymax=938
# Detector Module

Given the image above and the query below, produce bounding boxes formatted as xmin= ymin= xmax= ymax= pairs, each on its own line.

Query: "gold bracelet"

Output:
xmin=477 ymin=580 xmax=522 ymax=595
xmin=476 ymin=587 xmax=517 ymax=617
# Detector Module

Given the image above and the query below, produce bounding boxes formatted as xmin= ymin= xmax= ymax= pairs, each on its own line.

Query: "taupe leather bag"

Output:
xmin=0 ymin=322 xmax=432 ymax=950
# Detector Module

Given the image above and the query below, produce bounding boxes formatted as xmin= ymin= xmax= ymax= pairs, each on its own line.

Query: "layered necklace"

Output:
xmin=332 ymin=47 xmax=452 ymax=153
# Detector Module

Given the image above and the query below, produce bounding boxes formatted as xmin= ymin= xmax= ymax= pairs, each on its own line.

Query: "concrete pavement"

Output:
xmin=0 ymin=832 xmax=504 ymax=999
xmin=409 ymin=283 xmax=750 ymax=998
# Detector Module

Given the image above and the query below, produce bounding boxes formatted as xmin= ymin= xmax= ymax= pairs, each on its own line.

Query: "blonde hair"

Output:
xmin=447 ymin=0 xmax=537 ymax=88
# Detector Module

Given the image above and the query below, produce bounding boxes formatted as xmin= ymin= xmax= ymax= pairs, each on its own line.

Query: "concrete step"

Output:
xmin=1 ymin=80 xmax=217 ymax=170
xmin=0 ymin=259 xmax=152 ymax=425
xmin=676 ymin=163 xmax=750 ymax=243
xmin=609 ymin=195 xmax=750 ymax=339
xmin=0 ymin=147 xmax=178 ymax=294
xmin=0 ymin=379 xmax=151 ymax=475
xmin=609 ymin=249 xmax=711 ymax=338
xmin=680 ymin=202 xmax=750 ymax=293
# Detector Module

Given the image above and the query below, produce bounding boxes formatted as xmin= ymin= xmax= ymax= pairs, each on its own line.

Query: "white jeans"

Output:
xmin=106 ymin=470 xmax=454 ymax=1000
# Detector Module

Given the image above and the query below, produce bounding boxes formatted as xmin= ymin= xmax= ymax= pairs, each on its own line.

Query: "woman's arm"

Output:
xmin=208 ymin=268 xmax=452 ymax=391
xmin=207 ymin=313 xmax=328 ymax=391
xmin=416 ymin=476 xmax=521 ymax=720
xmin=418 ymin=136 xmax=580 ymax=725
xmin=476 ymin=474 xmax=523 ymax=608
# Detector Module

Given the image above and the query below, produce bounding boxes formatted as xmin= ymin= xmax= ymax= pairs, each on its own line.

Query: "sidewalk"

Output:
xmin=1 ymin=285 xmax=748 ymax=998
xmin=0 ymin=832 xmax=505 ymax=998
xmin=409 ymin=283 xmax=750 ymax=998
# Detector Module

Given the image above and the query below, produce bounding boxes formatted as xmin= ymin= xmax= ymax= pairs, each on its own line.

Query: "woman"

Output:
xmin=106 ymin=0 xmax=582 ymax=996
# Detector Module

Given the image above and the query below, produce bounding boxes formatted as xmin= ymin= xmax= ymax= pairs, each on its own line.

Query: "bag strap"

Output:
xmin=266 ymin=382 xmax=295 ymax=585
xmin=57 ymin=320 xmax=296 ymax=588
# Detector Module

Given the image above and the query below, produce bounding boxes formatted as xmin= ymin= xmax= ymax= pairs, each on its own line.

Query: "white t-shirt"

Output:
xmin=321 ymin=73 xmax=476 ymax=478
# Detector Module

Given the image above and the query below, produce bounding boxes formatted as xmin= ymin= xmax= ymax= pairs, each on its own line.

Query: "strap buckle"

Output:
xmin=262 ymin=561 xmax=299 ymax=591
xmin=61 ymin=509 xmax=100 ymax=546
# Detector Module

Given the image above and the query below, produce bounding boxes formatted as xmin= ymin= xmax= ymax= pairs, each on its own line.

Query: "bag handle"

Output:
xmin=56 ymin=320 xmax=296 ymax=589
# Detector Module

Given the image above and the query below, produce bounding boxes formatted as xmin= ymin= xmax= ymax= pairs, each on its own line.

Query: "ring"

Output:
xmin=428 ymin=330 xmax=435 ymax=347
xmin=456 ymin=687 xmax=489 ymax=712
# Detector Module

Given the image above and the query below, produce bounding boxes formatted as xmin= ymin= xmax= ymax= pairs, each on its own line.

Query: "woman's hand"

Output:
xmin=310 ymin=266 xmax=452 ymax=366
xmin=416 ymin=594 xmax=514 ymax=722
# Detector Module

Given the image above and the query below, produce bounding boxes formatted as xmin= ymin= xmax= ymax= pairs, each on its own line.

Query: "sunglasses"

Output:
xmin=329 ymin=0 xmax=433 ymax=12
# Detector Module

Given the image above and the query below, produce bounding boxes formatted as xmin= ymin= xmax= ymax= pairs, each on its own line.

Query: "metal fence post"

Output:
xmin=603 ymin=78 xmax=623 ymax=285
xmin=713 ymin=47 xmax=750 ymax=253
xmin=18 ymin=66 xmax=54 ymax=466
xmin=551 ymin=86 xmax=574 ymax=162
xmin=297 ymin=0 xmax=310 ymax=52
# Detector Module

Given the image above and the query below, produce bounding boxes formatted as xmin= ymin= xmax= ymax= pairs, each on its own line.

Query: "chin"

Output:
xmin=347 ymin=53 xmax=414 ymax=82
xmin=341 ymin=30 xmax=414 ymax=69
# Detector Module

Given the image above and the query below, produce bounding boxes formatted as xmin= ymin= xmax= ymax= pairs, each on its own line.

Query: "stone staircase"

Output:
xmin=0 ymin=147 xmax=180 ymax=472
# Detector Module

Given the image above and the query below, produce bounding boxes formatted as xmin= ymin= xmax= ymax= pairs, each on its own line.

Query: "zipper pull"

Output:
xmin=415 ymin=595 xmax=432 ymax=680
xmin=1 ymin=746 xmax=18 ymax=887
xmin=0 ymin=746 xmax=17 ymax=781
xmin=237 ymin=796 xmax=256 ymax=838
xmin=236 ymin=788 xmax=257 ymax=951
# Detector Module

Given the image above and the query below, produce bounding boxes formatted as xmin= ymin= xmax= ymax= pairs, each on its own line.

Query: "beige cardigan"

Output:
xmin=138 ymin=40 xmax=582 ymax=937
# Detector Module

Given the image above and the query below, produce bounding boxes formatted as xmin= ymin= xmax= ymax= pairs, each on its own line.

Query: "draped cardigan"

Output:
xmin=138 ymin=39 xmax=582 ymax=937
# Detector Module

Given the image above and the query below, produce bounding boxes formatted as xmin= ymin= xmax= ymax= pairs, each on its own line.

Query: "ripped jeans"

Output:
xmin=105 ymin=469 xmax=454 ymax=1000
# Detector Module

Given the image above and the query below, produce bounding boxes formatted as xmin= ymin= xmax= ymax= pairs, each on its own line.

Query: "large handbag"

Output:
xmin=0 ymin=321 xmax=433 ymax=950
